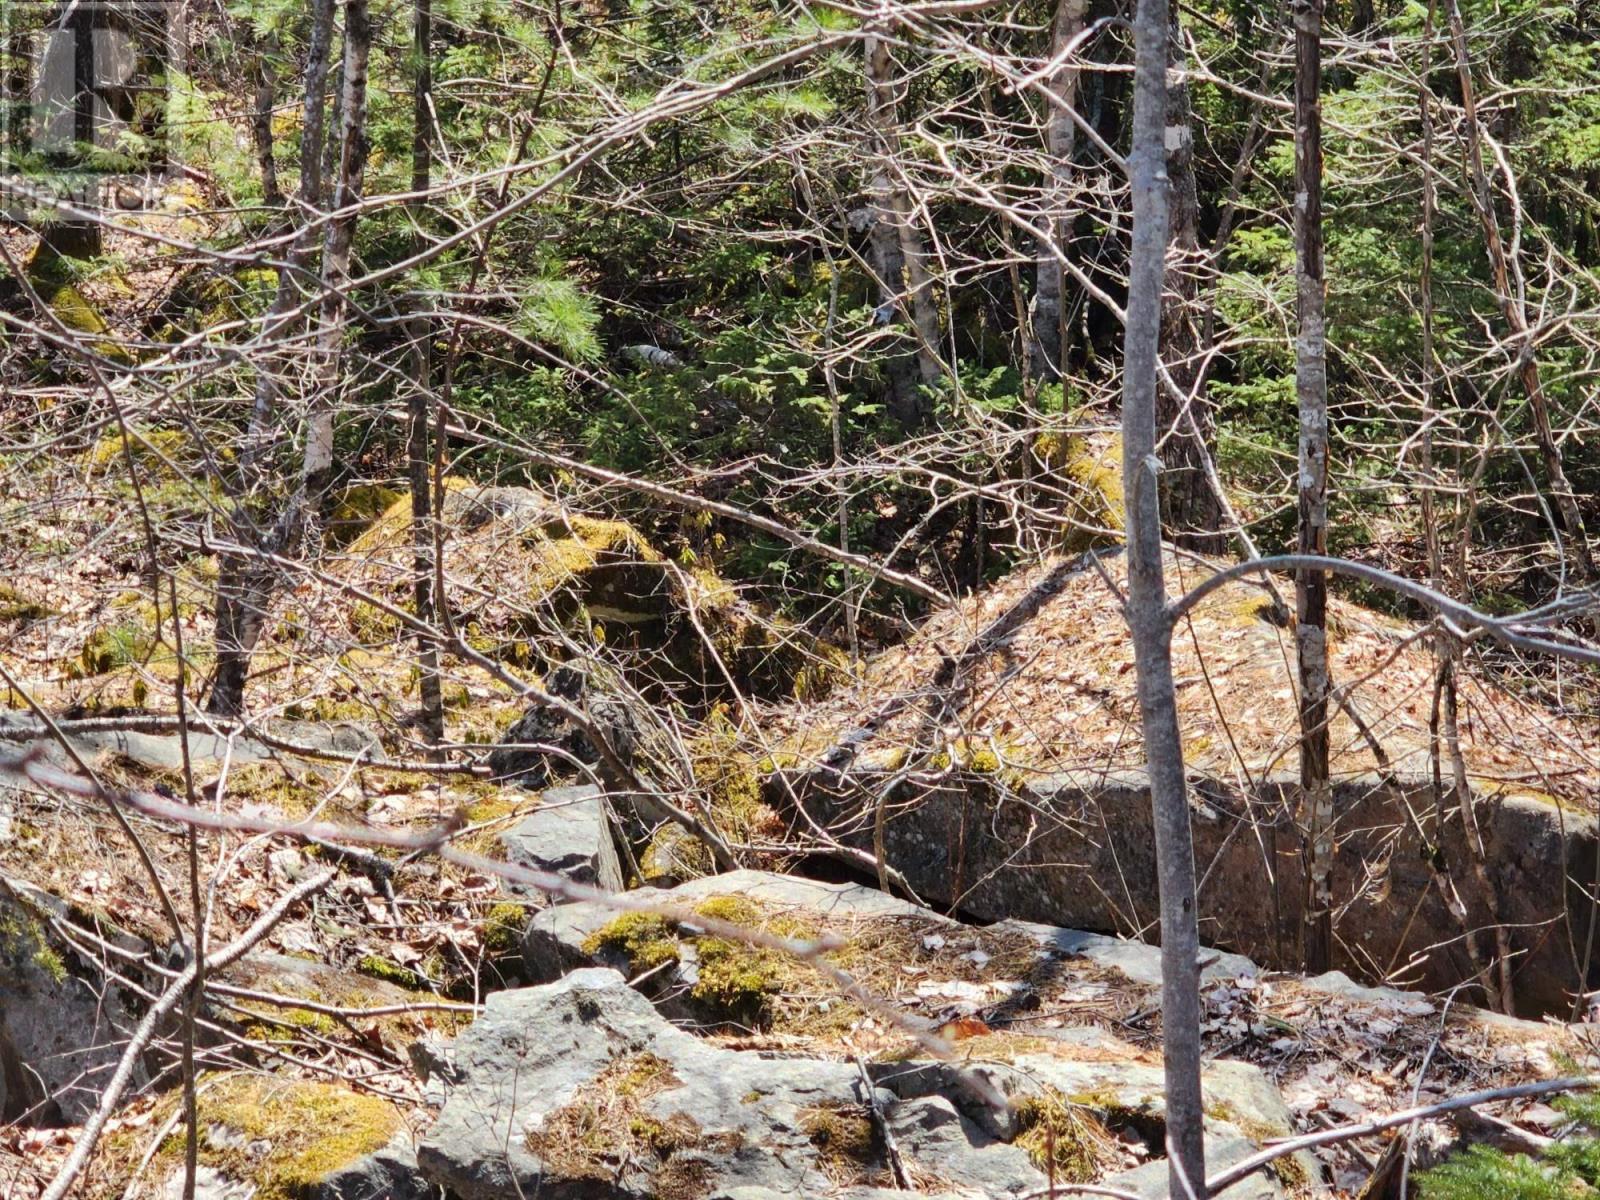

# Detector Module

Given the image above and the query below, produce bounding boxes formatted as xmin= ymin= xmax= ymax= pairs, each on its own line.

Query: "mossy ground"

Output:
xmin=583 ymin=895 xmax=1041 ymax=1036
xmin=90 ymin=1073 xmax=401 ymax=1200
xmin=1012 ymin=1087 xmax=1121 ymax=1183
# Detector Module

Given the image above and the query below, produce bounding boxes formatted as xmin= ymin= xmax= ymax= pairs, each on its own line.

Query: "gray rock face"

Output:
xmin=488 ymin=667 xmax=637 ymax=789
xmin=0 ymin=878 xmax=145 ymax=1125
xmin=785 ymin=764 xmax=1598 ymax=1015
xmin=416 ymin=968 xmax=1049 ymax=1200
xmin=498 ymin=784 xmax=624 ymax=896
xmin=316 ymin=1136 xmax=439 ymax=1200
xmin=417 ymin=967 xmax=1317 ymax=1200
xmin=1107 ymin=1136 xmax=1287 ymax=1200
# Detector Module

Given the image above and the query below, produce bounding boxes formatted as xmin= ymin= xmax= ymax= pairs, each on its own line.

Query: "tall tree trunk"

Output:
xmin=408 ymin=0 xmax=444 ymax=746
xmin=864 ymin=12 xmax=940 ymax=428
xmin=1292 ymin=0 xmax=1332 ymax=975
xmin=303 ymin=0 xmax=371 ymax=504
xmin=1029 ymin=0 xmax=1089 ymax=385
xmin=1446 ymin=0 xmax=1594 ymax=580
xmin=1155 ymin=6 xmax=1222 ymax=547
xmin=1122 ymin=0 xmax=1205 ymax=1190
xmin=40 ymin=1 xmax=102 ymax=260
xmin=208 ymin=0 xmax=338 ymax=717
xmin=251 ymin=32 xmax=284 ymax=210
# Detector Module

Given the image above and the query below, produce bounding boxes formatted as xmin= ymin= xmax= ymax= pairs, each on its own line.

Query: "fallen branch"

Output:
xmin=40 ymin=868 xmax=339 ymax=1200
xmin=1205 ymin=1076 xmax=1595 ymax=1195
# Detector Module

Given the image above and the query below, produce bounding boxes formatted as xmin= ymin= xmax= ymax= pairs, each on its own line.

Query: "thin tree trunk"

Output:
xmin=1030 ymin=0 xmax=1089 ymax=385
xmin=1122 ymin=0 xmax=1205 ymax=1190
xmin=1292 ymin=0 xmax=1332 ymax=975
xmin=864 ymin=12 xmax=939 ymax=427
xmin=303 ymin=0 xmax=371 ymax=505
xmin=1155 ymin=6 xmax=1222 ymax=547
xmin=408 ymin=0 xmax=443 ymax=746
xmin=208 ymin=0 xmax=337 ymax=717
xmin=251 ymin=33 xmax=284 ymax=210
xmin=1446 ymin=0 xmax=1594 ymax=580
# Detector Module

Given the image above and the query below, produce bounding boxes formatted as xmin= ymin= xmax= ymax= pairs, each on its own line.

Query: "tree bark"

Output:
xmin=1446 ymin=0 xmax=1594 ymax=580
xmin=408 ymin=0 xmax=443 ymax=746
xmin=1155 ymin=5 xmax=1222 ymax=547
xmin=1029 ymin=0 xmax=1089 ymax=385
xmin=207 ymin=0 xmax=338 ymax=717
xmin=1122 ymin=0 xmax=1205 ymax=1191
xmin=303 ymin=0 xmax=371 ymax=504
xmin=251 ymin=33 xmax=284 ymax=210
xmin=864 ymin=11 xmax=940 ymax=428
xmin=1292 ymin=0 xmax=1332 ymax=975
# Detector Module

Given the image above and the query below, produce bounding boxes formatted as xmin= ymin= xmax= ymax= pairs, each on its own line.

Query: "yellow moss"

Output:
xmin=692 ymin=895 xmax=764 ymax=926
xmin=1037 ymin=431 xmax=1124 ymax=552
xmin=1013 ymin=1088 xmax=1119 ymax=1184
xmin=95 ymin=1073 xmax=401 ymax=1200
xmin=84 ymin=427 xmax=196 ymax=476
xmin=690 ymin=936 xmax=787 ymax=1022
xmin=346 ymin=478 xmax=475 ymax=557
xmin=582 ymin=912 xmax=681 ymax=971
xmin=329 ymin=484 xmax=407 ymax=547
xmin=483 ymin=901 xmax=527 ymax=958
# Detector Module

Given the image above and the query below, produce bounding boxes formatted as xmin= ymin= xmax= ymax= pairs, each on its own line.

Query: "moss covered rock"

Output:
xmin=93 ymin=1072 xmax=413 ymax=1200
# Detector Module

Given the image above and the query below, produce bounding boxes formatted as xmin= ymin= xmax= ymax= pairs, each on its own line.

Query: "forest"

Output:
xmin=2 ymin=0 xmax=1600 ymax=1197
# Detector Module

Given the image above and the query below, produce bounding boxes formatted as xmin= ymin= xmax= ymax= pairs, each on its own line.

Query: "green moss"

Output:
xmin=349 ymin=600 xmax=401 ymax=642
xmin=0 ymin=584 xmax=51 ymax=622
xmin=483 ymin=901 xmax=527 ymax=958
xmin=689 ymin=936 xmax=786 ymax=1023
xmin=356 ymin=953 xmax=429 ymax=991
xmin=0 ymin=906 xmax=68 ymax=984
xmin=1013 ymin=1088 xmax=1119 ymax=1184
xmin=240 ymin=1004 xmax=340 ymax=1043
xmin=581 ymin=912 xmax=681 ymax=971
xmin=526 ymin=1053 xmax=702 ymax=1195
xmin=639 ymin=823 xmax=710 ymax=883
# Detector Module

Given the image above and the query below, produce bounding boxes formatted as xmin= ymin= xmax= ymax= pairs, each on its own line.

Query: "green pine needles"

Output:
xmin=1421 ymin=1093 xmax=1600 ymax=1200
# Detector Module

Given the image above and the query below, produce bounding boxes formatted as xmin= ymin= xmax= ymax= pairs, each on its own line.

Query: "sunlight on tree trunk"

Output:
xmin=1292 ymin=0 xmax=1332 ymax=976
xmin=1122 ymin=0 xmax=1206 ymax=1190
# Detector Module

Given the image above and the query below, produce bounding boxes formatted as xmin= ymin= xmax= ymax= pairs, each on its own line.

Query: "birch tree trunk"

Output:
xmin=1122 ymin=0 xmax=1205 ymax=1188
xmin=1155 ymin=6 xmax=1223 ymax=547
xmin=1446 ymin=0 xmax=1594 ymax=580
xmin=408 ymin=0 xmax=444 ymax=746
xmin=1292 ymin=0 xmax=1332 ymax=974
xmin=864 ymin=12 xmax=940 ymax=428
xmin=1029 ymin=0 xmax=1089 ymax=385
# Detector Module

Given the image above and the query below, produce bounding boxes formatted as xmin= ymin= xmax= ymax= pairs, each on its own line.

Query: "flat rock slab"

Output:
xmin=0 ymin=878 xmax=146 ymax=1124
xmin=416 ymin=967 xmax=1051 ymax=1199
xmin=498 ymin=784 xmax=624 ymax=896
